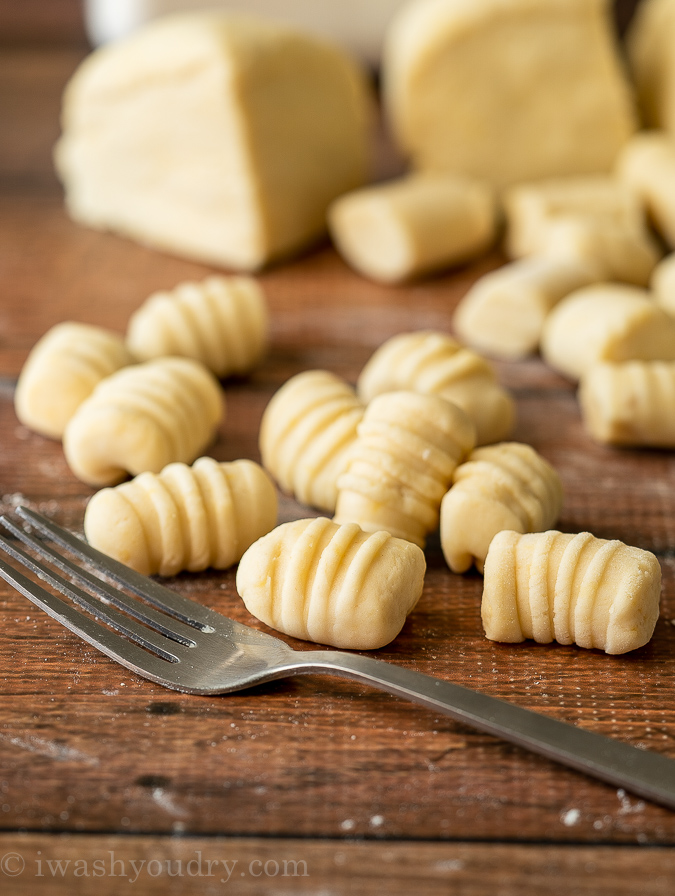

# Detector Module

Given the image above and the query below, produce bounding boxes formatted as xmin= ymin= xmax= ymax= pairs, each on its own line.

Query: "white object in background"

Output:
xmin=84 ymin=0 xmax=408 ymax=64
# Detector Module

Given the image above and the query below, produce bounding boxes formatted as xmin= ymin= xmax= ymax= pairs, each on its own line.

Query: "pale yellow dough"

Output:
xmin=84 ymin=457 xmax=277 ymax=577
xmin=383 ymin=0 xmax=636 ymax=189
xmin=579 ymin=360 xmax=675 ymax=448
xmin=54 ymin=12 xmax=371 ymax=270
xmin=236 ymin=517 xmax=426 ymax=650
xmin=259 ymin=370 xmax=365 ymax=514
xmin=328 ymin=172 xmax=497 ymax=283
xmin=482 ymin=530 xmax=661 ymax=654
xmin=616 ymin=131 xmax=675 ymax=248
xmin=126 ymin=275 xmax=268 ymax=377
xmin=334 ymin=390 xmax=475 ymax=548
xmin=63 ymin=357 xmax=224 ymax=486
xmin=652 ymin=252 xmax=675 ymax=316
xmin=440 ymin=442 xmax=563 ymax=574
xmin=357 ymin=330 xmax=515 ymax=446
xmin=14 ymin=322 xmax=133 ymax=439
xmin=453 ymin=256 xmax=600 ymax=360
xmin=540 ymin=283 xmax=675 ymax=381
xmin=626 ymin=0 xmax=675 ymax=132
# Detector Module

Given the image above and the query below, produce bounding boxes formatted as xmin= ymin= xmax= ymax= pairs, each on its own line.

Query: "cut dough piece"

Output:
xmin=236 ymin=517 xmax=426 ymax=650
xmin=579 ymin=360 xmax=675 ymax=448
xmin=482 ymin=529 xmax=661 ymax=654
xmin=651 ymin=252 xmax=675 ymax=316
xmin=14 ymin=322 xmax=133 ymax=439
xmin=540 ymin=283 xmax=675 ymax=381
xmin=55 ymin=12 xmax=372 ymax=270
xmin=383 ymin=0 xmax=637 ymax=189
xmin=616 ymin=131 xmax=675 ymax=248
xmin=453 ymin=256 xmax=600 ymax=360
xmin=626 ymin=0 xmax=675 ymax=131
xmin=328 ymin=172 xmax=497 ymax=282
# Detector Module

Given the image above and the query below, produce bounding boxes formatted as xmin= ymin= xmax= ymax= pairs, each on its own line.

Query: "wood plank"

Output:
xmin=1 ymin=834 xmax=674 ymax=896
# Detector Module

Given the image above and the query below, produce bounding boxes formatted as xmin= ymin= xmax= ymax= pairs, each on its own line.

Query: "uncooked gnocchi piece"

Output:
xmin=440 ymin=442 xmax=563 ymax=574
xmin=14 ymin=322 xmax=133 ymax=439
xmin=126 ymin=275 xmax=268 ymax=377
xmin=616 ymin=131 xmax=675 ymax=248
xmin=482 ymin=529 xmax=661 ymax=654
xmin=63 ymin=357 xmax=223 ymax=486
xmin=356 ymin=330 xmax=515 ymax=445
xmin=328 ymin=172 xmax=497 ymax=283
xmin=84 ymin=456 xmax=277 ymax=576
xmin=540 ymin=283 xmax=675 ymax=381
xmin=579 ymin=360 xmax=675 ymax=447
xmin=334 ymin=390 xmax=475 ymax=548
xmin=651 ymin=252 xmax=675 ymax=317
xmin=259 ymin=370 xmax=365 ymax=513
xmin=383 ymin=0 xmax=636 ymax=189
xmin=504 ymin=175 xmax=646 ymax=260
xmin=236 ymin=517 xmax=426 ymax=649
xmin=453 ymin=256 xmax=600 ymax=360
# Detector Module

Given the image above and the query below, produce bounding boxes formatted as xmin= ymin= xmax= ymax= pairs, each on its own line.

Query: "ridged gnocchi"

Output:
xmin=440 ymin=442 xmax=563 ymax=574
xmin=482 ymin=529 xmax=661 ymax=655
xmin=126 ymin=275 xmax=269 ymax=377
xmin=541 ymin=283 xmax=675 ymax=381
xmin=579 ymin=360 xmax=675 ymax=447
xmin=14 ymin=322 xmax=133 ymax=439
xmin=334 ymin=390 xmax=475 ymax=548
xmin=356 ymin=330 xmax=515 ymax=446
xmin=259 ymin=370 xmax=365 ymax=513
xmin=84 ymin=457 xmax=277 ymax=576
xmin=63 ymin=357 xmax=224 ymax=486
xmin=236 ymin=516 xmax=426 ymax=649
xmin=453 ymin=256 xmax=599 ymax=360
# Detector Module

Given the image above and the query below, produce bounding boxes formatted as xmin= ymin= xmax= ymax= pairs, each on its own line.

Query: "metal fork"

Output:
xmin=1 ymin=507 xmax=674 ymax=812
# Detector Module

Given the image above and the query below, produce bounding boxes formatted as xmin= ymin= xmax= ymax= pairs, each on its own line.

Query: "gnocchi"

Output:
xmin=651 ymin=252 xmax=675 ymax=317
xmin=579 ymin=359 xmax=675 ymax=447
xmin=84 ymin=457 xmax=277 ymax=576
xmin=540 ymin=283 xmax=675 ymax=381
xmin=259 ymin=370 xmax=365 ymax=513
xmin=328 ymin=172 xmax=496 ymax=283
xmin=617 ymin=131 xmax=675 ymax=248
xmin=236 ymin=516 xmax=426 ymax=650
xmin=482 ymin=529 xmax=661 ymax=654
xmin=440 ymin=442 xmax=563 ymax=574
xmin=126 ymin=275 xmax=269 ymax=377
xmin=14 ymin=322 xmax=133 ymax=439
xmin=453 ymin=256 xmax=600 ymax=360
xmin=356 ymin=330 xmax=515 ymax=446
xmin=63 ymin=357 xmax=223 ymax=486
xmin=334 ymin=390 xmax=475 ymax=548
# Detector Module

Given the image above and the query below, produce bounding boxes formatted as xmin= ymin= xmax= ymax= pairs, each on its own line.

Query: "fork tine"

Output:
xmin=0 ymin=534 xmax=189 ymax=662
xmin=1 ymin=515 xmax=199 ymax=647
xmin=0 ymin=552 xmax=183 ymax=683
xmin=15 ymin=507 xmax=220 ymax=631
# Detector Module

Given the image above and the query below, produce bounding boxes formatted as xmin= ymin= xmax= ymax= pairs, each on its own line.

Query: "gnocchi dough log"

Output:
xmin=236 ymin=517 xmax=426 ymax=650
xmin=383 ymin=0 xmax=636 ymax=189
xmin=579 ymin=360 xmax=675 ymax=447
xmin=85 ymin=457 xmax=277 ymax=576
xmin=55 ymin=13 xmax=372 ymax=270
xmin=328 ymin=172 xmax=497 ymax=283
xmin=357 ymin=330 xmax=515 ymax=446
xmin=540 ymin=283 xmax=675 ymax=381
xmin=440 ymin=442 xmax=563 ymax=574
xmin=453 ymin=256 xmax=600 ymax=360
xmin=259 ymin=370 xmax=365 ymax=513
xmin=127 ymin=275 xmax=268 ymax=377
xmin=482 ymin=530 xmax=661 ymax=654
xmin=334 ymin=390 xmax=475 ymax=548
xmin=627 ymin=0 xmax=675 ymax=132
xmin=616 ymin=131 xmax=675 ymax=248
xmin=14 ymin=322 xmax=133 ymax=439
xmin=63 ymin=357 xmax=224 ymax=486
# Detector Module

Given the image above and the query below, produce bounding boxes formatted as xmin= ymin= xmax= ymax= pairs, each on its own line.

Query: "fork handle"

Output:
xmin=297 ymin=650 xmax=675 ymax=811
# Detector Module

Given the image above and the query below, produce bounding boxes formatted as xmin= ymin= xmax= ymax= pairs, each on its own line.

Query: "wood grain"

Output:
xmin=1 ymin=21 xmax=675 ymax=892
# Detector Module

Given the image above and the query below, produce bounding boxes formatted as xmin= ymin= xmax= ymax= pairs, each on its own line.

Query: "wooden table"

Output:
xmin=2 ymin=3 xmax=675 ymax=893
